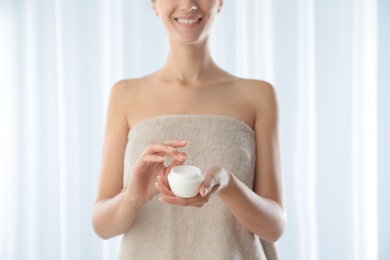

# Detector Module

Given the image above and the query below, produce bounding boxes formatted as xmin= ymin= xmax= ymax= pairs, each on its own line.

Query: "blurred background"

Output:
xmin=0 ymin=0 xmax=389 ymax=259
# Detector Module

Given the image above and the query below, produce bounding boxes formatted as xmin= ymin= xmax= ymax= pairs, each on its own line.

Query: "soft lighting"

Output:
xmin=295 ymin=0 xmax=318 ymax=259
xmin=54 ymin=1 xmax=68 ymax=259
xmin=352 ymin=0 xmax=378 ymax=259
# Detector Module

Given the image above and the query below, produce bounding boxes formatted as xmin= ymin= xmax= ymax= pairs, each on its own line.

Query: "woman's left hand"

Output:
xmin=155 ymin=165 xmax=231 ymax=208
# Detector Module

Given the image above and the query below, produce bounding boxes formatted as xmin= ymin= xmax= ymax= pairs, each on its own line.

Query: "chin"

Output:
xmin=180 ymin=39 xmax=202 ymax=45
xmin=173 ymin=35 xmax=208 ymax=46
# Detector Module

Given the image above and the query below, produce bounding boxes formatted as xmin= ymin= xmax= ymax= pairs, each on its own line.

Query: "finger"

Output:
xmin=201 ymin=184 xmax=220 ymax=199
xmin=161 ymin=142 xmax=187 ymax=162
xmin=159 ymin=194 xmax=208 ymax=207
xmin=200 ymin=181 xmax=220 ymax=197
xmin=143 ymin=143 xmax=187 ymax=163
xmin=143 ymin=143 xmax=177 ymax=155
xmin=156 ymin=177 xmax=174 ymax=196
xmin=154 ymin=182 xmax=161 ymax=192
xmin=159 ymin=176 xmax=171 ymax=190
xmin=154 ymin=182 xmax=173 ymax=196
xmin=133 ymin=154 xmax=165 ymax=171
xmin=164 ymin=139 xmax=187 ymax=148
xmin=199 ymin=172 xmax=219 ymax=197
xmin=160 ymin=196 xmax=207 ymax=208
xmin=157 ymin=174 xmax=170 ymax=190
xmin=165 ymin=152 xmax=187 ymax=175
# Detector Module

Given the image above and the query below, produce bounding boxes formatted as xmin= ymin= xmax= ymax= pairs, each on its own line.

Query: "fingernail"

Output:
xmin=168 ymin=146 xmax=176 ymax=152
xmin=202 ymin=187 xmax=209 ymax=196
xmin=178 ymin=153 xmax=186 ymax=160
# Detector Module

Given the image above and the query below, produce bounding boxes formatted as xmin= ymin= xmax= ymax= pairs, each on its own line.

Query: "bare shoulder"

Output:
xmin=108 ymin=76 xmax=154 ymax=108
xmin=234 ymin=78 xmax=279 ymax=127
xmin=234 ymin=78 xmax=277 ymax=108
xmin=237 ymin=78 xmax=276 ymax=101
xmin=108 ymin=75 xmax=157 ymax=128
xmin=110 ymin=77 xmax=148 ymax=98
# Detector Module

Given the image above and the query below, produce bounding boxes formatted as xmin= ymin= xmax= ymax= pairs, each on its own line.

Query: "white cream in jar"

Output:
xmin=167 ymin=165 xmax=203 ymax=198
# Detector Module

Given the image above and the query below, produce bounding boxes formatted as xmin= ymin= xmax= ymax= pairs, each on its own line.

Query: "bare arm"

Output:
xmin=91 ymin=81 xmax=139 ymax=239
xmin=92 ymin=81 xmax=188 ymax=239
xmin=217 ymin=82 xmax=285 ymax=241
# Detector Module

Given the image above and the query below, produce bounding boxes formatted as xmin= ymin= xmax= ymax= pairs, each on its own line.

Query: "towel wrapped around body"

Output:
xmin=118 ymin=114 xmax=278 ymax=260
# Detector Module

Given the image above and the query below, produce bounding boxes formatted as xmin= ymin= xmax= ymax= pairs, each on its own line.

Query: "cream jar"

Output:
xmin=167 ymin=165 xmax=204 ymax=198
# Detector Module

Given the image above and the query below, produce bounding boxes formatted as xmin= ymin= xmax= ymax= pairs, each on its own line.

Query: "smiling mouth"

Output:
xmin=175 ymin=17 xmax=202 ymax=25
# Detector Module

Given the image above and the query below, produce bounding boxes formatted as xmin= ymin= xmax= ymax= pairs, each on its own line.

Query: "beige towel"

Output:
xmin=118 ymin=114 xmax=278 ymax=260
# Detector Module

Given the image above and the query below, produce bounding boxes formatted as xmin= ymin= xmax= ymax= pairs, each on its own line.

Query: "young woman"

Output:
xmin=92 ymin=0 xmax=286 ymax=259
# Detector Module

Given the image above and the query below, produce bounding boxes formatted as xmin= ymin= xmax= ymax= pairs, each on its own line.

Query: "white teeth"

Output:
xmin=177 ymin=18 xmax=199 ymax=24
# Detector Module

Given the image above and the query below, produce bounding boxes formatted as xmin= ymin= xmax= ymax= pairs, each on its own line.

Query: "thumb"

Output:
xmin=200 ymin=185 xmax=209 ymax=197
xmin=199 ymin=170 xmax=217 ymax=197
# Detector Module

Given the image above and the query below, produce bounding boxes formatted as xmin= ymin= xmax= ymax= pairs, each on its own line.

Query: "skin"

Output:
xmin=92 ymin=0 xmax=286 ymax=243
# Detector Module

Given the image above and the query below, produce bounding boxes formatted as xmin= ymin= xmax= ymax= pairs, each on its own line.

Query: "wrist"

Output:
xmin=217 ymin=172 xmax=237 ymax=198
xmin=120 ymin=188 xmax=145 ymax=210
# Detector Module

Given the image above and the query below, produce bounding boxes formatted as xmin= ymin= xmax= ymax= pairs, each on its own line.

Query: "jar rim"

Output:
xmin=169 ymin=165 xmax=202 ymax=180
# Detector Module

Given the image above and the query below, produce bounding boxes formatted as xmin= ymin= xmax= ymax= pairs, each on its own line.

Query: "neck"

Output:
xmin=161 ymin=39 xmax=217 ymax=83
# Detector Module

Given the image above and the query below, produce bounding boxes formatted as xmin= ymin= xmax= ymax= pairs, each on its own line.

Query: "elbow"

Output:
xmin=92 ymin=216 xmax=111 ymax=240
xmin=274 ymin=215 xmax=287 ymax=242
xmin=93 ymin=228 xmax=111 ymax=240
xmin=92 ymin=208 xmax=117 ymax=240
xmin=98 ymin=234 xmax=112 ymax=240
xmin=267 ymin=225 xmax=285 ymax=242
xmin=96 ymin=233 xmax=111 ymax=240
xmin=263 ymin=223 xmax=286 ymax=243
xmin=260 ymin=211 xmax=287 ymax=243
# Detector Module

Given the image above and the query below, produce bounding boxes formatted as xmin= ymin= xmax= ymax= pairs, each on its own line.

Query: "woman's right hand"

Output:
xmin=123 ymin=140 xmax=188 ymax=206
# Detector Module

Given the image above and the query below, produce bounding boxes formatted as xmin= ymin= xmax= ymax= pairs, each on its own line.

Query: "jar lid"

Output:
xmin=169 ymin=165 xmax=202 ymax=180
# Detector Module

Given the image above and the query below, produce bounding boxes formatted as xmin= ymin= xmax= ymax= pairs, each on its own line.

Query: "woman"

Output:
xmin=92 ymin=0 xmax=286 ymax=259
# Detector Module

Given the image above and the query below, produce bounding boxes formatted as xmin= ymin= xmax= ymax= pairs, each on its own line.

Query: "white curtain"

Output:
xmin=0 ymin=0 xmax=388 ymax=259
